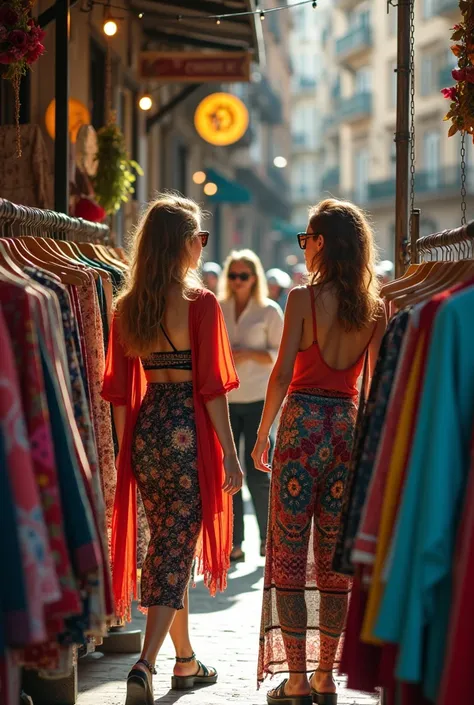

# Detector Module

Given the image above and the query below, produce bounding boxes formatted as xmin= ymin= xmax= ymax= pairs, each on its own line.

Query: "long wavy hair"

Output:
xmin=116 ymin=194 xmax=202 ymax=356
xmin=308 ymin=198 xmax=380 ymax=330
xmin=218 ymin=249 xmax=269 ymax=306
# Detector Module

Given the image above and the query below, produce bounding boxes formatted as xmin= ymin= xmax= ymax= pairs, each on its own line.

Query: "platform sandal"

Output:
xmin=267 ymin=679 xmax=312 ymax=705
xmin=309 ymin=669 xmax=338 ymax=705
xmin=125 ymin=658 xmax=156 ymax=705
xmin=171 ymin=652 xmax=218 ymax=690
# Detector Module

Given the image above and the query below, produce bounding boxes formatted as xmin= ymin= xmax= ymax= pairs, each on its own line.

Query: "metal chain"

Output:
xmin=409 ymin=0 xmax=416 ymax=224
xmin=460 ymin=132 xmax=467 ymax=226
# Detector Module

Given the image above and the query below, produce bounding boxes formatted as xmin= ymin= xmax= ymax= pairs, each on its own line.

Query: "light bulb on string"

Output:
xmin=260 ymin=11 xmax=265 ymax=20
xmin=138 ymin=12 xmax=143 ymax=18
xmin=103 ymin=18 xmax=118 ymax=36
xmin=312 ymin=1 xmax=317 ymax=7
xmin=139 ymin=94 xmax=153 ymax=111
xmin=216 ymin=17 xmax=221 ymax=24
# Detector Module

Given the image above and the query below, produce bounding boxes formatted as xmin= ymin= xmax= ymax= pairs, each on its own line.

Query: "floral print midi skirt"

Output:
xmin=131 ymin=382 xmax=202 ymax=611
xmin=258 ymin=388 xmax=358 ymax=684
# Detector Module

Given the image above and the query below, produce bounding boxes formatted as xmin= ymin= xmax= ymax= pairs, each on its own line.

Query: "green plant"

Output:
xmin=93 ymin=119 xmax=143 ymax=215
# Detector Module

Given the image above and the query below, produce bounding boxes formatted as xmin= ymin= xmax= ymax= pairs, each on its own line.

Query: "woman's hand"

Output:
xmin=222 ymin=453 xmax=244 ymax=495
xmin=252 ymin=435 xmax=271 ymax=472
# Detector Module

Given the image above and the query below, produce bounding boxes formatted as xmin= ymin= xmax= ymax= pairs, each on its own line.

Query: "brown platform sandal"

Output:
xmin=171 ymin=652 xmax=218 ymax=690
xmin=125 ymin=658 xmax=156 ymax=705
xmin=267 ymin=679 xmax=312 ymax=705
xmin=310 ymin=669 xmax=338 ymax=705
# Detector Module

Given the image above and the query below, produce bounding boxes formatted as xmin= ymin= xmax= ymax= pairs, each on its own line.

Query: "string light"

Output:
xmin=103 ymin=18 xmax=117 ymax=35
xmin=139 ymin=94 xmax=153 ymax=111
xmin=138 ymin=11 xmax=143 ymax=18
xmin=312 ymin=0 xmax=317 ymax=7
xmin=216 ymin=17 xmax=221 ymax=24
xmin=260 ymin=11 xmax=265 ymax=20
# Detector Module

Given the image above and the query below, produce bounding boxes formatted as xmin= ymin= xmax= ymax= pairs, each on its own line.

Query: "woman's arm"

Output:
xmin=233 ymin=349 xmax=273 ymax=364
xmin=365 ymin=305 xmax=388 ymax=397
xmin=205 ymin=395 xmax=243 ymax=495
xmin=251 ymin=289 xmax=304 ymax=471
xmin=233 ymin=304 xmax=284 ymax=366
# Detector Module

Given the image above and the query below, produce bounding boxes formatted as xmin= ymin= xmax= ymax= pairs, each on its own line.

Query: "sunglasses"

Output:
xmin=297 ymin=232 xmax=316 ymax=250
xmin=228 ymin=272 xmax=251 ymax=282
xmin=198 ymin=231 xmax=210 ymax=247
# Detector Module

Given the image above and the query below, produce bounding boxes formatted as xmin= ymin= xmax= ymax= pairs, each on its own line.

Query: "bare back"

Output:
xmin=143 ymin=286 xmax=194 ymax=384
xmin=299 ymin=284 xmax=383 ymax=370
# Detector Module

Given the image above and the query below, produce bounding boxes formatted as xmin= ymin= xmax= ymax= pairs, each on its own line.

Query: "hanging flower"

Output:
xmin=0 ymin=0 xmax=46 ymax=156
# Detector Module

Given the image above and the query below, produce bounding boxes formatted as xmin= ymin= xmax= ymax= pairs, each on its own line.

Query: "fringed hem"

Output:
xmin=194 ymin=551 xmax=230 ymax=597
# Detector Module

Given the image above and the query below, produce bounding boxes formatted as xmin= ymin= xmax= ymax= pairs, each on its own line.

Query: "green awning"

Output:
xmin=205 ymin=168 xmax=252 ymax=205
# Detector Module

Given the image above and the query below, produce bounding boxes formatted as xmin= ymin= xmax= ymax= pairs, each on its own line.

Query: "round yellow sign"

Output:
xmin=45 ymin=98 xmax=91 ymax=144
xmin=194 ymin=92 xmax=249 ymax=147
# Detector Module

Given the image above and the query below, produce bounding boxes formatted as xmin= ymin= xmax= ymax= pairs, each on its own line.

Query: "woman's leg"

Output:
xmin=242 ymin=400 xmax=270 ymax=545
xmin=229 ymin=404 xmax=245 ymax=554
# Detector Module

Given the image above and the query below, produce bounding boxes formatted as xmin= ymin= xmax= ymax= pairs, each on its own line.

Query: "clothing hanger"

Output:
xmin=114 ymin=246 xmax=128 ymax=263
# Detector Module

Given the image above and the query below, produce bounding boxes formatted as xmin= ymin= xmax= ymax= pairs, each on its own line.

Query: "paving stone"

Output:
xmin=77 ymin=492 xmax=380 ymax=705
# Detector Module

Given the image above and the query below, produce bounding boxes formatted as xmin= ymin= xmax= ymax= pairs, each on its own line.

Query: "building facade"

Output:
xmin=290 ymin=0 xmax=473 ymax=262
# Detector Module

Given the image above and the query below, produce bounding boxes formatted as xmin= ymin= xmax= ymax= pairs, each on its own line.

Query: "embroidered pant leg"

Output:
xmin=313 ymin=457 xmax=352 ymax=669
xmin=272 ymin=440 xmax=317 ymax=674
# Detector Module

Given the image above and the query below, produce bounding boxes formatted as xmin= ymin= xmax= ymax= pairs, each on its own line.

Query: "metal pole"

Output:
xmin=54 ymin=0 xmax=70 ymax=214
xmin=394 ymin=0 xmax=411 ymax=278
xmin=410 ymin=208 xmax=420 ymax=264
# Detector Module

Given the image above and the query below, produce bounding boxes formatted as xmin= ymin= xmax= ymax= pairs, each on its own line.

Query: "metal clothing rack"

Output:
xmin=0 ymin=197 xmax=110 ymax=243
xmin=414 ymin=220 xmax=474 ymax=262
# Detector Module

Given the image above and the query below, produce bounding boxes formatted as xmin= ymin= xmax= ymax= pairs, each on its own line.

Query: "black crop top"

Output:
xmin=141 ymin=324 xmax=192 ymax=371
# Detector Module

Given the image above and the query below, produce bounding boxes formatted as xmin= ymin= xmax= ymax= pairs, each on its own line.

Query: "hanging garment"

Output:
xmin=374 ymin=286 xmax=474 ymax=702
xmin=0 ymin=125 xmax=53 ymax=209
xmin=102 ymin=289 xmax=239 ymax=620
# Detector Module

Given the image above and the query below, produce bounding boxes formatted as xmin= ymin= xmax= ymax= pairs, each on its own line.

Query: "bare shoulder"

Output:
xmin=287 ymin=285 xmax=309 ymax=305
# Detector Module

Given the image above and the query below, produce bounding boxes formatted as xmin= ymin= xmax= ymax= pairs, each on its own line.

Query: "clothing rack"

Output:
xmin=0 ymin=197 xmax=110 ymax=242
xmin=412 ymin=220 xmax=474 ymax=263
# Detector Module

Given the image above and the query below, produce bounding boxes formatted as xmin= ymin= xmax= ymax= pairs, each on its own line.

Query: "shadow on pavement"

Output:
xmin=189 ymin=565 xmax=264 ymax=614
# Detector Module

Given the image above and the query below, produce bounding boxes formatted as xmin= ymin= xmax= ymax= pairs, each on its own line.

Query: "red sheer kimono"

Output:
xmin=101 ymin=289 xmax=239 ymax=619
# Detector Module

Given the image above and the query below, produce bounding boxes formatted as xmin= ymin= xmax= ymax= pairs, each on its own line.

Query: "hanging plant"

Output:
xmin=0 ymin=0 xmax=45 ymax=156
xmin=93 ymin=117 xmax=143 ymax=216
xmin=441 ymin=0 xmax=474 ymax=142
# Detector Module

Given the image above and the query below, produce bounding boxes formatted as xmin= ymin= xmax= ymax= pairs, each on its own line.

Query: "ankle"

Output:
xmin=175 ymin=650 xmax=195 ymax=663
xmin=288 ymin=674 xmax=309 ymax=687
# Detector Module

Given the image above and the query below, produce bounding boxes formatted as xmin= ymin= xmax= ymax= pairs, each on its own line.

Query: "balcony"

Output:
xmin=336 ymin=24 xmax=372 ymax=63
xmin=438 ymin=65 xmax=455 ymax=90
xmin=337 ymin=91 xmax=372 ymax=123
xmin=368 ymin=178 xmax=396 ymax=202
xmin=292 ymin=184 xmax=315 ymax=203
xmin=267 ymin=165 xmax=289 ymax=192
xmin=367 ymin=167 xmax=474 ymax=205
xmin=434 ymin=0 xmax=461 ymax=16
xmin=294 ymin=75 xmax=317 ymax=94
xmin=321 ymin=167 xmax=340 ymax=192
xmin=292 ymin=132 xmax=318 ymax=152
xmin=250 ymin=75 xmax=283 ymax=125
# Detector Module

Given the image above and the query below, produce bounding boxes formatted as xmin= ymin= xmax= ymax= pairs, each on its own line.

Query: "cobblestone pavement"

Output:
xmin=78 ymin=491 xmax=380 ymax=705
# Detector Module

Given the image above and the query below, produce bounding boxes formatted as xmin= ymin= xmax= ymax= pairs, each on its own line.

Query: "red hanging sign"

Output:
xmin=139 ymin=51 xmax=251 ymax=83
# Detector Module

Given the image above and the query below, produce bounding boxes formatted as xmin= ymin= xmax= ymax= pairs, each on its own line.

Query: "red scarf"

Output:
xmin=101 ymin=289 xmax=238 ymax=619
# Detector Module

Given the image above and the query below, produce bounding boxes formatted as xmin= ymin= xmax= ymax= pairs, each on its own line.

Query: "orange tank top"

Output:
xmin=289 ymin=286 xmax=375 ymax=397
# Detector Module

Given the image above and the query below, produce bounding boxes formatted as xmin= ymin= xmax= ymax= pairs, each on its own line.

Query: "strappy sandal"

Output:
xmin=171 ymin=652 xmax=218 ymax=690
xmin=230 ymin=547 xmax=245 ymax=563
xmin=260 ymin=541 xmax=266 ymax=557
xmin=267 ymin=679 xmax=312 ymax=705
xmin=125 ymin=658 xmax=156 ymax=705
xmin=309 ymin=669 xmax=338 ymax=705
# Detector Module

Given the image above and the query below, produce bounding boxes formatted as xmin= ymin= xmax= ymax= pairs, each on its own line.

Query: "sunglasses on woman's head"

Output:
xmin=198 ymin=231 xmax=210 ymax=247
xmin=228 ymin=272 xmax=251 ymax=282
xmin=297 ymin=232 xmax=315 ymax=250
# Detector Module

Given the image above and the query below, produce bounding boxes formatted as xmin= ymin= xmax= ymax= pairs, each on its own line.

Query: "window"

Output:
xmin=355 ymin=67 xmax=372 ymax=94
xmin=423 ymin=0 xmax=435 ymax=19
xmin=423 ymin=130 xmax=441 ymax=188
xmin=388 ymin=61 xmax=397 ymax=108
xmin=354 ymin=148 xmax=370 ymax=203
xmin=421 ymin=55 xmax=435 ymax=96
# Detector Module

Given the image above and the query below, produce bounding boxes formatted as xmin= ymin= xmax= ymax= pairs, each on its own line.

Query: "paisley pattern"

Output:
xmin=258 ymin=389 xmax=358 ymax=683
xmin=132 ymin=382 xmax=202 ymax=611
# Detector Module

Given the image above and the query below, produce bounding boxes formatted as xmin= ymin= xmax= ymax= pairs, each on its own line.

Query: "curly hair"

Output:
xmin=115 ymin=193 xmax=202 ymax=356
xmin=308 ymin=198 xmax=380 ymax=330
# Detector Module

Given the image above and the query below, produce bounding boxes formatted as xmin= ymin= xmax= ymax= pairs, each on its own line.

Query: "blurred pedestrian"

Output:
xmin=291 ymin=262 xmax=307 ymax=288
xmin=219 ymin=250 xmax=284 ymax=562
xmin=375 ymin=259 xmax=394 ymax=286
xmin=202 ymin=261 xmax=222 ymax=294
xmin=266 ymin=268 xmax=292 ymax=311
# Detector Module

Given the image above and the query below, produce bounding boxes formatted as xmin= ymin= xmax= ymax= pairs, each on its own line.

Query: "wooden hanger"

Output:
xmin=18 ymin=235 xmax=90 ymax=285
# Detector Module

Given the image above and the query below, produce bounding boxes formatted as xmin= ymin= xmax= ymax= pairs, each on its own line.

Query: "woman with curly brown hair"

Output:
xmin=101 ymin=194 xmax=243 ymax=705
xmin=252 ymin=199 xmax=386 ymax=705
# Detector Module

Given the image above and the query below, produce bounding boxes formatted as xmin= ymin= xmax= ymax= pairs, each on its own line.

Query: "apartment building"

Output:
xmin=292 ymin=0 xmax=473 ymax=261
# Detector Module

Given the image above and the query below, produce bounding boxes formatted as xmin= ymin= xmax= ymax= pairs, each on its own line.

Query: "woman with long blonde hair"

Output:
xmin=101 ymin=194 xmax=243 ymax=705
xmin=252 ymin=199 xmax=386 ymax=705
xmin=219 ymin=249 xmax=284 ymax=562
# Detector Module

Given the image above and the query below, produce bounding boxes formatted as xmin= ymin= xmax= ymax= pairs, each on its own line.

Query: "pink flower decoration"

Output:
xmin=452 ymin=68 xmax=466 ymax=81
xmin=9 ymin=28 xmax=28 ymax=49
xmin=441 ymin=86 xmax=457 ymax=100
xmin=0 ymin=50 xmax=15 ymax=64
xmin=26 ymin=42 xmax=44 ymax=64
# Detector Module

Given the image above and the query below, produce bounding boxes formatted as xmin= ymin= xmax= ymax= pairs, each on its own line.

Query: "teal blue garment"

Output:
xmin=374 ymin=287 xmax=474 ymax=701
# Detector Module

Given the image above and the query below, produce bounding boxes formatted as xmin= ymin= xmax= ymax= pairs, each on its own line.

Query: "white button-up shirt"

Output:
xmin=220 ymin=297 xmax=284 ymax=404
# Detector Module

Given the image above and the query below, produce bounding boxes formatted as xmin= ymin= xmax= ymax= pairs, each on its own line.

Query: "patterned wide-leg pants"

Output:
xmin=131 ymin=382 xmax=202 ymax=611
xmin=258 ymin=389 xmax=357 ymax=680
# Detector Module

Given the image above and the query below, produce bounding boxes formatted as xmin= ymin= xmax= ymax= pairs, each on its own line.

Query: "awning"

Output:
xmin=136 ymin=1 xmax=264 ymax=61
xmin=205 ymin=167 xmax=252 ymax=204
